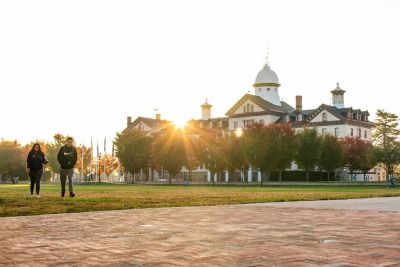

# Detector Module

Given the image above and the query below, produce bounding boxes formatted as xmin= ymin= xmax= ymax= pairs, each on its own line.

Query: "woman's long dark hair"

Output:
xmin=30 ymin=143 xmax=44 ymax=155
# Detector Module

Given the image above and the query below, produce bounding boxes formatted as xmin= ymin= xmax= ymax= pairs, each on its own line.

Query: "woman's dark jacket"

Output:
xmin=27 ymin=151 xmax=48 ymax=171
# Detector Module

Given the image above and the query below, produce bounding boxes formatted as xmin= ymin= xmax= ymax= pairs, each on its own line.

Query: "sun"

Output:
xmin=173 ymin=117 xmax=188 ymax=129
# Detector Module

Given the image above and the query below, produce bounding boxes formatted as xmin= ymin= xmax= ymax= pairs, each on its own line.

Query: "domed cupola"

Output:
xmin=253 ymin=62 xmax=281 ymax=106
xmin=254 ymin=63 xmax=280 ymax=86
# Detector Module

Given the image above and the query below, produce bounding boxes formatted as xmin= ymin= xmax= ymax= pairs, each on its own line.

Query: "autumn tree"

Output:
xmin=95 ymin=155 xmax=120 ymax=178
xmin=76 ymin=145 xmax=93 ymax=179
xmin=341 ymin=137 xmax=373 ymax=180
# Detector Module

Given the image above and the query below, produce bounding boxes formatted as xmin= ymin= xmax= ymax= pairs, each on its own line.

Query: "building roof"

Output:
xmin=225 ymin=93 xmax=295 ymax=116
xmin=254 ymin=63 xmax=280 ymax=86
xmin=125 ymin=116 xmax=171 ymax=132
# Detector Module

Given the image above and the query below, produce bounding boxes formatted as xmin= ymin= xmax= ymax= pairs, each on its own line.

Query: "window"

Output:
xmin=335 ymin=127 xmax=340 ymax=137
xmin=234 ymin=122 xmax=238 ymax=129
xmin=364 ymin=130 xmax=367 ymax=139
xmin=297 ymin=114 xmax=303 ymax=121
xmin=258 ymin=88 xmax=261 ymax=92
xmin=322 ymin=112 xmax=327 ymax=122
xmin=358 ymin=128 xmax=361 ymax=137
xmin=260 ymin=119 xmax=264 ymax=125
xmin=267 ymin=88 xmax=270 ymax=91
xmin=297 ymin=129 xmax=303 ymax=134
xmin=243 ymin=106 xmax=246 ymax=113
xmin=251 ymin=105 xmax=254 ymax=112
xmin=322 ymin=128 xmax=327 ymax=135
xmin=351 ymin=128 xmax=354 ymax=137
xmin=247 ymin=104 xmax=250 ymax=112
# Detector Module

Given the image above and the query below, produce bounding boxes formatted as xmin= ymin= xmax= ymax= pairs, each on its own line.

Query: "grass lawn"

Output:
xmin=1 ymin=183 xmax=400 ymax=217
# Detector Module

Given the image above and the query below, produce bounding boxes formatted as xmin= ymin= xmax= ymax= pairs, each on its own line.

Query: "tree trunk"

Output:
xmin=212 ymin=172 xmax=215 ymax=186
xmin=279 ymin=170 xmax=282 ymax=182
xmin=306 ymin=171 xmax=310 ymax=182
xmin=169 ymin=173 xmax=172 ymax=185
xmin=327 ymin=171 xmax=331 ymax=181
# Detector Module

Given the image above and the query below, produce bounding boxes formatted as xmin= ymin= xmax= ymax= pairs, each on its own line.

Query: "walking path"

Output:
xmin=1 ymin=197 xmax=400 ymax=266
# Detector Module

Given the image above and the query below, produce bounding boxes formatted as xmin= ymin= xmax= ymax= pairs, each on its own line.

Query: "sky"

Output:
xmin=1 ymin=0 xmax=399 ymax=150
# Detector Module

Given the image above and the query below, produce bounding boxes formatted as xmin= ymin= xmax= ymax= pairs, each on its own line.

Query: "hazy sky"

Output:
xmin=1 ymin=0 xmax=399 ymax=149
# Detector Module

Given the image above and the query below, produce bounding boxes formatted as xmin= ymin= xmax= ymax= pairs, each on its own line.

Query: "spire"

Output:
xmin=263 ymin=45 xmax=270 ymax=68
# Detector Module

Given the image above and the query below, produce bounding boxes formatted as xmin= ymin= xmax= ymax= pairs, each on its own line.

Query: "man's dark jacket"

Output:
xmin=57 ymin=145 xmax=78 ymax=170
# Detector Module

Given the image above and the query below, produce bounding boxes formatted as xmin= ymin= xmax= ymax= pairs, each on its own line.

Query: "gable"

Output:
xmin=232 ymin=99 xmax=265 ymax=115
xmin=310 ymin=109 xmax=341 ymax=123
xmin=132 ymin=121 xmax=153 ymax=131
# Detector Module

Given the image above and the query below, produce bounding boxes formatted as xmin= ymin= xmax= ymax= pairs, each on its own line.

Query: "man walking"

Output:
xmin=57 ymin=137 xmax=78 ymax=197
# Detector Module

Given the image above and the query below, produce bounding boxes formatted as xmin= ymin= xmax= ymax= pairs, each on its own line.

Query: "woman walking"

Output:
xmin=27 ymin=143 xmax=48 ymax=197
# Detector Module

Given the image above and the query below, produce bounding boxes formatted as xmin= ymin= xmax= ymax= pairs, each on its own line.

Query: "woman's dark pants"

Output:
xmin=29 ymin=169 xmax=43 ymax=195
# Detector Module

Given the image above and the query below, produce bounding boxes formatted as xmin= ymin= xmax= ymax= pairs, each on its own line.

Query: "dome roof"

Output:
xmin=254 ymin=64 xmax=279 ymax=86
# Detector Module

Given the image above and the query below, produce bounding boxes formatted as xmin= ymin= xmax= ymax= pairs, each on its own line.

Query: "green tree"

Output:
xmin=319 ymin=134 xmax=343 ymax=181
xmin=153 ymin=126 xmax=186 ymax=184
xmin=295 ymin=129 xmax=322 ymax=181
xmin=272 ymin=124 xmax=297 ymax=182
xmin=222 ymin=133 xmax=245 ymax=182
xmin=243 ymin=124 xmax=272 ymax=185
xmin=115 ymin=129 xmax=152 ymax=183
xmin=373 ymin=110 xmax=400 ymax=180
xmin=0 ymin=140 xmax=25 ymax=180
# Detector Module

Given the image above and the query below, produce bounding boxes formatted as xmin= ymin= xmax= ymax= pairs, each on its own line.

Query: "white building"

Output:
xmin=225 ymin=61 xmax=373 ymax=142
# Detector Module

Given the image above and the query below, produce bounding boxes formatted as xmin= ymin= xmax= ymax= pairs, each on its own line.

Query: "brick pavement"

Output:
xmin=1 ymin=198 xmax=400 ymax=266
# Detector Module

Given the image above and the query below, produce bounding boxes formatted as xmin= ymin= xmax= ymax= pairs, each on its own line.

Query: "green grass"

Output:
xmin=1 ymin=183 xmax=400 ymax=217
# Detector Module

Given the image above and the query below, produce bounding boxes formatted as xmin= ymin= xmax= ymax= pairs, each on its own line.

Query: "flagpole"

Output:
xmin=81 ymin=144 xmax=84 ymax=183
xmin=104 ymin=137 xmax=107 ymax=182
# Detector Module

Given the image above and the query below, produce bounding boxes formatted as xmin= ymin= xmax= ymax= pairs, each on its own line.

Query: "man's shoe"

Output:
xmin=70 ymin=193 xmax=75 ymax=198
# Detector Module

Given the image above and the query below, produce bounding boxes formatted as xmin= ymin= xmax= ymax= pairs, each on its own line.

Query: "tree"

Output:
xmin=373 ymin=110 xmax=400 ymax=147
xmin=95 ymin=155 xmax=120 ymax=178
xmin=222 ymin=133 xmax=245 ymax=182
xmin=341 ymin=137 xmax=372 ymax=180
xmin=271 ymin=124 xmax=297 ymax=182
xmin=153 ymin=126 xmax=186 ymax=184
xmin=373 ymin=110 xmax=400 ymax=180
xmin=0 ymin=140 xmax=25 ymax=180
xmin=359 ymin=146 xmax=378 ymax=181
xmin=115 ymin=129 xmax=152 ymax=183
xmin=182 ymin=133 xmax=200 ymax=182
xmin=319 ymin=135 xmax=342 ymax=181
xmin=76 ymin=145 xmax=94 ymax=179
xmin=295 ymin=129 xmax=322 ymax=181
xmin=374 ymin=142 xmax=400 ymax=179
xmin=243 ymin=124 xmax=272 ymax=185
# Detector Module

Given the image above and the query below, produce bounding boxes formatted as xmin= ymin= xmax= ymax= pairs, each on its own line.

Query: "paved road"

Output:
xmin=1 ymin=197 xmax=400 ymax=266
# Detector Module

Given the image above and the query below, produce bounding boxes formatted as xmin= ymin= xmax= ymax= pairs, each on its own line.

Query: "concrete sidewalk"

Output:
xmin=1 ymin=198 xmax=400 ymax=266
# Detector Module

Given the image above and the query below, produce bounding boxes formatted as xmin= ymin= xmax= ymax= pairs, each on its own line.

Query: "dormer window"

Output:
xmin=322 ymin=112 xmax=327 ymax=122
xmin=247 ymin=104 xmax=250 ymax=112
xmin=251 ymin=105 xmax=254 ymax=112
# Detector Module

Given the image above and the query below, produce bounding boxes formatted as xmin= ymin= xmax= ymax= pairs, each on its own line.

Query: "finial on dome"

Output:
xmin=263 ymin=43 xmax=270 ymax=68
xmin=336 ymin=82 xmax=340 ymax=88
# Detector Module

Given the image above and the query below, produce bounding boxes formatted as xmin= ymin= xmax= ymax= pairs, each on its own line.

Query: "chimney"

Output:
xmin=156 ymin=113 xmax=161 ymax=121
xmin=296 ymin=95 xmax=302 ymax=111
xmin=127 ymin=116 xmax=132 ymax=127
